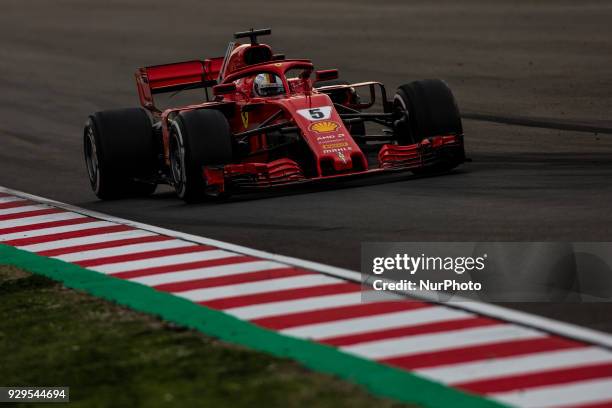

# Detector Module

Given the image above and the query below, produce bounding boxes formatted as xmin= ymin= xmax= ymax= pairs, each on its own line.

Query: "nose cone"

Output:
xmin=315 ymin=131 xmax=354 ymax=171
xmin=282 ymin=94 xmax=367 ymax=176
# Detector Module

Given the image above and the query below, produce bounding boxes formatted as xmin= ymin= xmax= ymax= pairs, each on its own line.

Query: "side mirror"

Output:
xmin=213 ymin=83 xmax=236 ymax=96
xmin=315 ymin=69 xmax=339 ymax=82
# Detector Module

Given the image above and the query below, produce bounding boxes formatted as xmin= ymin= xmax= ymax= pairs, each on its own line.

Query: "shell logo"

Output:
xmin=309 ymin=121 xmax=339 ymax=133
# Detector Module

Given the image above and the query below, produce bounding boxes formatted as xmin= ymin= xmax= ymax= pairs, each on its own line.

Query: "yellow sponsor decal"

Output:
xmin=321 ymin=141 xmax=349 ymax=149
xmin=241 ymin=111 xmax=249 ymax=128
xmin=309 ymin=120 xmax=339 ymax=133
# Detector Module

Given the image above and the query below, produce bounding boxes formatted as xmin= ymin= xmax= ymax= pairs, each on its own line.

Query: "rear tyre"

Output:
xmin=84 ymin=108 xmax=157 ymax=199
xmin=169 ymin=109 xmax=233 ymax=202
xmin=393 ymin=79 xmax=465 ymax=172
xmin=315 ymin=79 xmax=365 ymax=137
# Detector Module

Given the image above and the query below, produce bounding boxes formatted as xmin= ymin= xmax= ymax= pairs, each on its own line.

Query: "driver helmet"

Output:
xmin=253 ymin=73 xmax=284 ymax=97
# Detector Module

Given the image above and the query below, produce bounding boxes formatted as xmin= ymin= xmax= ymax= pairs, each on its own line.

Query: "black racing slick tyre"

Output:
xmin=84 ymin=108 xmax=157 ymax=200
xmin=393 ymin=79 xmax=465 ymax=173
xmin=169 ymin=109 xmax=233 ymax=202
xmin=393 ymin=79 xmax=463 ymax=145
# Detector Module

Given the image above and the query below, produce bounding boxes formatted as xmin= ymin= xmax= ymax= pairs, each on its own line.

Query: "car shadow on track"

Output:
xmin=152 ymin=168 xmax=470 ymax=206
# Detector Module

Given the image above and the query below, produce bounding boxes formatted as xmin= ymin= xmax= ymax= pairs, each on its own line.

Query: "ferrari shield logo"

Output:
xmin=241 ymin=111 xmax=249 ymax=128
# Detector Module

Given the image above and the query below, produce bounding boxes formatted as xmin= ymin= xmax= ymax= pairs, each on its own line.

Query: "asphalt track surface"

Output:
xmin=1 ymin=1 xmax=612 ymax=332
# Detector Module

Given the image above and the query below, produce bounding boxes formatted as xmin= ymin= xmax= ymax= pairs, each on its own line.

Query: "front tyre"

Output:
xmin=84 ymin=108 xmax=157 ymax=199
xmin=393 ymin=79 xmax=463 ymax=144
xmin=393 ymin=79 xmax=465 ymax=172
xmin=169 ymin=109 xmax=233 ymax=202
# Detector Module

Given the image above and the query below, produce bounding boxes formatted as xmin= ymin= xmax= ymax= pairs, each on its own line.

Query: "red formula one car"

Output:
xmin=84 ymin=28 xmax=465 ymax=201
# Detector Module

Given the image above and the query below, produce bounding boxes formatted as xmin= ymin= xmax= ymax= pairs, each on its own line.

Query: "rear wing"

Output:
xmin=135 ymin=57 xmax=224 ymax=111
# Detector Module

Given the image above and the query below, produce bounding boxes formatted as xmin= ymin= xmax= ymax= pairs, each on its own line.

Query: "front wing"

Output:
xmin=203 ymin=135 xmax=464 ymax=192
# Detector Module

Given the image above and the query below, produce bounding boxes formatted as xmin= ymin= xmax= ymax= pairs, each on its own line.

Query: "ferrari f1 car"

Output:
xmin=84 ymin=28 xmax=465 ymax=201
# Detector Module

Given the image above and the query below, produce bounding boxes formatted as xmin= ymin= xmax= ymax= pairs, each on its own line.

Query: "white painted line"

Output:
xmin=342 ymin=325 xmax=545 ymax=360
xmin=0 ymin=204 xmax=49 ymax=216
xmin=2 ymin=186 xmax=612 ymax=349
xmin=131 ymin=260 xmax=288 ymax=286
xmin=281 ymin=306 xmax=473 ymax=340
xmin=175 ymin=274 xmax=342 ymax=302
xmin=90 ymin=249 xmax=235 ymax=274
xmin=0 ymin=212 xmax=84 ymax=229
xmin=1 ymin=221 xmax=111 ymax=242
xmin=18 ymin=229 xmax=156 ymax=252
xmin=227 ymin=292 xmax=365 ymax=320
xmin=0 ymin=196 xmax=25 ymax=204
xmin=417 ymin=346 xmax=612 ymax=385
xmin=55 ymin=239 xmax=196 ymax=262
xmin=492 ymin=378 xmax=612 ymax=408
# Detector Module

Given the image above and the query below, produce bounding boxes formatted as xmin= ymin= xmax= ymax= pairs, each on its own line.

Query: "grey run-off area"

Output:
xmin=1 ymin=0 xmax=612 ymax=331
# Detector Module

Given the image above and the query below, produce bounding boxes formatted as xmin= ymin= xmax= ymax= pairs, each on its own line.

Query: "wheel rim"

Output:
xmin=393 ymin=94 xmax=410 ymax=123
xmin=84 ymin=126 xmax=100 ymax=191
xmin=393 ymin=93 xmax=413 ymax=144
xmin=169 ymin=123 xmax=187 ymax=196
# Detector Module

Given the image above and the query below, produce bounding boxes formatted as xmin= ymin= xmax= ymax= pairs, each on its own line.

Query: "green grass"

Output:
xmin=0 ymin=265 xmax=414 ymax=408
